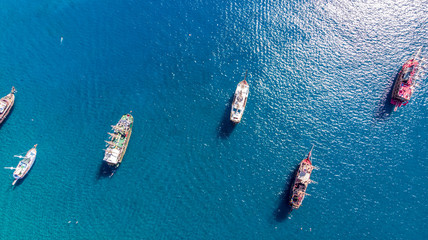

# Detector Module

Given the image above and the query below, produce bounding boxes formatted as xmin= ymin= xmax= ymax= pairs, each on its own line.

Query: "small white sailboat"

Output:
xmin=230 ymin=72 xmax=249 ymax=124
xmin=12 ymin=144 xmax=37 ymax=185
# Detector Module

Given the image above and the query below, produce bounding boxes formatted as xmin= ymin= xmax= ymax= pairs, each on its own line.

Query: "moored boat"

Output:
xmin=289 ymin=146 xmax=315 ymax=210
xmin=103 ymin=113 xmax=133 ymax=168
xmin=12 ymin=144 xmax=37 ymax=185
xmin=391 ymin=47 xmax=425 ymax=111
xmin=0 ymin=87 xmax=17 ymax=124
xmin=230 ymin=72 xmax=249 ymax=124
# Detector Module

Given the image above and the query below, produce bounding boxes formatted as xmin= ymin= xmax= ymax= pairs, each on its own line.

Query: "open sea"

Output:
xmin=0 ymin=0 xmax=427 ymax=239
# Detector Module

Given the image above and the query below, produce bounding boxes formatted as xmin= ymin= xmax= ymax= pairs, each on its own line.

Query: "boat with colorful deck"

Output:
xmin=103 ymin=113 xmax=133 ymax=168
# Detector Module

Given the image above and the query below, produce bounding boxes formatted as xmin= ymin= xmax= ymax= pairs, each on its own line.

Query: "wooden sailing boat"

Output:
xmin=0 ymin=87 xmax=17 ymax=124
xmin=12 ymin=144 xmax=37 ymax=186
xmin=289 ymin=146 xmax=316 ymax=210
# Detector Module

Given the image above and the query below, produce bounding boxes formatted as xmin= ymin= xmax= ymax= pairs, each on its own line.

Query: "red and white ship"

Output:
xmin=391 ymin=47 xmax=425 ymax=111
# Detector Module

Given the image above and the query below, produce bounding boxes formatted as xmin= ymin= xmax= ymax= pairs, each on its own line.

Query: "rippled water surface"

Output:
xmin=0 ymin=0 xmax=427 ymax=239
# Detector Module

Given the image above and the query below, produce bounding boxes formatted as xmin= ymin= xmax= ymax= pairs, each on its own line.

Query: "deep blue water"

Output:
xmin=0 ymin=0 xmax=427 ymax=239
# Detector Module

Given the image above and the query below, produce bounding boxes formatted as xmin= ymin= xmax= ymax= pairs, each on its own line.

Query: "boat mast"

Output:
xmin=308 ymin=144 xmax=314 ymax=158
xmin=108 ymin=132 xmax=118 ymax=139
xmin=415 ymin=47 xmax=427 ymax=81
xmin=111 ymin=125 xmax=124 ymax=131
xmin=105 ymin=140 xmax=116 ymax=146
xmin=414 ymin=46 xmax=423 ymax=60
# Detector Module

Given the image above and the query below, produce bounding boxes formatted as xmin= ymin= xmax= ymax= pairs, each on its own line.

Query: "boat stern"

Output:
xmin=103 ymin=148 xmax=121 ymax=166
xmin=289 ymin=196 xmax=301 ymax=209
xmin=230 ymin=112 xmax=242 ymax=124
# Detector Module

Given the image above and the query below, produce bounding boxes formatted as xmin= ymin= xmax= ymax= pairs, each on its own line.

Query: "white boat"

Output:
xmin=12 ymin=144 xmax=37 ymax=185
xmin=230 ymin=73 xmax=249 ymax=124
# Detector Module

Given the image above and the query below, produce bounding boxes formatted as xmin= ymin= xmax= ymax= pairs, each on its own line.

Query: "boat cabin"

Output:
xmin=0 ymin=101 xmax=7 ymax=113
xmin=104 ymin=148 xmax=121 ymax=165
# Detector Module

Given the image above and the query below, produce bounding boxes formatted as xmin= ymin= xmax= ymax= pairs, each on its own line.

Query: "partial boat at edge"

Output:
xmin=0 ymin=87 xmax=17 ymax=124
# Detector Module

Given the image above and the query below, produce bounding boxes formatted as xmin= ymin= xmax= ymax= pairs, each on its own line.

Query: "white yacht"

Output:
xmin=230 ymin=74 xmax=249 ymax=124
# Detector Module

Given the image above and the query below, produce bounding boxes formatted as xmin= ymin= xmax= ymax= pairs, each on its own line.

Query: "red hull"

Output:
xmin=391 ymin=53 xmax=420 ymax=111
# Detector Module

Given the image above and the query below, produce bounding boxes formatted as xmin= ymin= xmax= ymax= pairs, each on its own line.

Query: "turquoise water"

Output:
xmin=0 ymin=0 xmax=427 ymax=239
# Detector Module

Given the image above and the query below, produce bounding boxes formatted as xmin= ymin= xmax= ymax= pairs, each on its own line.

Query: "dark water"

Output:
xmin=0 ymin=0 xmax=427 ymax=239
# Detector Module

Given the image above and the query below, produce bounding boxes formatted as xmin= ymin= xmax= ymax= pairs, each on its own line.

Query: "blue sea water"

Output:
xmin=0 ymin=0 xmax=427 ymax=239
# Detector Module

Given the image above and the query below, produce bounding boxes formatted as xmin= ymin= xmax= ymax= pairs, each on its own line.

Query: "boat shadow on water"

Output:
xmin=97 ymin=162 xmax=117 ymax=179
xmin=273 ymin=165 xmax=299 ymax=222
xmin=373 ymin=68 xmax=401 ymax=121
xmin=217 ymin=94 xmax=236 ymax=138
